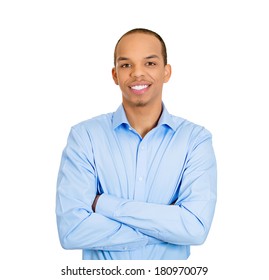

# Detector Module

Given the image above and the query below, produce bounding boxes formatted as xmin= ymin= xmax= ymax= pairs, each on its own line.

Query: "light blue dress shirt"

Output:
xmin=56 ymin=104 xmax=217 ymax=260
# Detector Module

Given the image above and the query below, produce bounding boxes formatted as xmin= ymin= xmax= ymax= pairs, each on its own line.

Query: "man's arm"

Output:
xmin=94 ymin=129 xmax=217 ymax=245
xmin=56 ymin=127 xmax=160 ymax=251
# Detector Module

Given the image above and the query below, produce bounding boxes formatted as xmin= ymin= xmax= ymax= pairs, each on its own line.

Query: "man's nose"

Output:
xmin=130 ymin=65 xmax=145 ymax=78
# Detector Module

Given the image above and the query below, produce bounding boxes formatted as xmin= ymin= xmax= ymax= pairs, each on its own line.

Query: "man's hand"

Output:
xmin=92 ymin=195 xmax=101 ymax=212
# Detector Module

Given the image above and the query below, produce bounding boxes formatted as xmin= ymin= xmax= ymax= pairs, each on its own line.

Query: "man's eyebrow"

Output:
xmin=145 ymin=55 xmax=160 ymax=60
xmin=117 ymin=57 xmax=129 ymax=62
xmin=117 ymin=55 xmax=160 ymax=62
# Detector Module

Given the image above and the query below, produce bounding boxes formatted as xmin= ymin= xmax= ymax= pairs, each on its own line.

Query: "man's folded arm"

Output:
xmin=56 ymin=128 xmax=162 ymax=251
xmin=95 ymin=130 xmax=217 ymax=246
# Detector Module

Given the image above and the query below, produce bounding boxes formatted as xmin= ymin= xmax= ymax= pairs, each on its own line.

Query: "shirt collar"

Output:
xmin=112 ymin=103 xmax=177 ymax=131
xmin=112 ymin=105 xmax=130 ymax=129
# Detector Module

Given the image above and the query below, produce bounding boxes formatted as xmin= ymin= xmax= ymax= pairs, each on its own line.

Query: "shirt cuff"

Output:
xmin=96 ymin=193 xmax=126 ymax=219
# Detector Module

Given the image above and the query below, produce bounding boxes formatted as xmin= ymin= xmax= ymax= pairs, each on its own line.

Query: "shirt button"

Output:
xmin=138 ymin=177 xmax=143 ymax=181
xmin=141 ymin=145 xmax=145 ymax=150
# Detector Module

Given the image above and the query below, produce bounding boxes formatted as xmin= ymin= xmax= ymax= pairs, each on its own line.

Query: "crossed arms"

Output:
xmin=56 ymin=127 xmax=217 ymax=251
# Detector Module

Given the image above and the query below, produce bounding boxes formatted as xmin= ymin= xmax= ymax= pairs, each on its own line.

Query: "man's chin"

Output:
xmin=124 ymin=98 xmax=148 ymax=108
xmin=134 ymin=100 xmax=148 ymax=107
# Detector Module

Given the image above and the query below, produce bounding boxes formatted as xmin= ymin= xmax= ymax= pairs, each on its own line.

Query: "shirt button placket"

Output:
xmin=134 ymin=142 xmax=147 ymax=200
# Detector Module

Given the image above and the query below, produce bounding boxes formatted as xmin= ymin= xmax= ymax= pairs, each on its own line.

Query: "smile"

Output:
xmin=130 ymin=84 xmax=149 ymax=90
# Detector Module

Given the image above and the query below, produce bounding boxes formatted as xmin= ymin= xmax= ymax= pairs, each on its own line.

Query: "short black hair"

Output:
xmin=114 ymin=28 xmax=167 ymax=66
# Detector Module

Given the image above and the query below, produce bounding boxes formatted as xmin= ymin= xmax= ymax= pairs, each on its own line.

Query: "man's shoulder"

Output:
xmin=170 ymin=114 xmax=202 ymax=130
xmin=71 ymin=112 xmax=113 ymax=134
xmin=170 ymin=114 xmax=212 ymax=139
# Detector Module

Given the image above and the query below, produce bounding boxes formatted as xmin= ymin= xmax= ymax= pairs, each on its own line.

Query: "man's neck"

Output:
xmin=123 ymin=102 xmax=163 ymax=138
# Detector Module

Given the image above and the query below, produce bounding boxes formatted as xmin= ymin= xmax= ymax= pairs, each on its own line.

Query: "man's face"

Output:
xmin=112 ymin=33 xmax=171 ymax=108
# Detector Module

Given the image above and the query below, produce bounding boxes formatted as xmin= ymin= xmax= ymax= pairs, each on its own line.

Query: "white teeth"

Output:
xmin=131 ymin=85 xmax=148 ymax=90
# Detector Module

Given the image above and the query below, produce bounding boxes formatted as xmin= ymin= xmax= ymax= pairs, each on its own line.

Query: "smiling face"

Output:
xmin=112 ymin=32 xmax=171 ymax=109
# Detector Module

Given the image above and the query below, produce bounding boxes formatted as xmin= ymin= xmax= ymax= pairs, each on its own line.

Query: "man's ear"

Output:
xmin=163 ymin=64 xmax=172 ymax=83
xmin=112 ymin=67 xmax=119 ymax=85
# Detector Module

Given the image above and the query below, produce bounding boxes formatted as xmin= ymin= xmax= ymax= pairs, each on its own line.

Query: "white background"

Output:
xmin=1 ymin=0 xmax=268 ymax=279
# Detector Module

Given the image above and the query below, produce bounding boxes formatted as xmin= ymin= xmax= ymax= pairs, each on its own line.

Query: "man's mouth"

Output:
xmin=129 ymin=83 xmax=151 ymax=95
xmin=130 ymin=84 xmax=149 ymax=91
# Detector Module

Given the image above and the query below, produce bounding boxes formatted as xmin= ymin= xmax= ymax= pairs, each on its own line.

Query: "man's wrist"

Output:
xmin=92 ymin=195 xmax=101 ymax=212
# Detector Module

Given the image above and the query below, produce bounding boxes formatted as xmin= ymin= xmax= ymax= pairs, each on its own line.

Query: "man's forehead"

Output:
xmin=118 ymin=32 xmax=160 ymax=45
xmin=116 ymin=34 xmax=162 ymax=55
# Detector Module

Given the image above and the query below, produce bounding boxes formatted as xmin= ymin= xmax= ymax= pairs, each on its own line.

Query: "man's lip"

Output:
xmin=130 ymin=84 xmax=150 ymax=90
xmin=129 ymin=82 xmax=151 ymax=87
xmin=129 ymin=84 xmax=151 ymax=95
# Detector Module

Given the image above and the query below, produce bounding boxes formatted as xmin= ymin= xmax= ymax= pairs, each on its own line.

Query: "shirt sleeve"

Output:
xmin=95 ymin=128 xmax=217 ymax=246
xmin=56 ymin=127 xmax=160 ymax=251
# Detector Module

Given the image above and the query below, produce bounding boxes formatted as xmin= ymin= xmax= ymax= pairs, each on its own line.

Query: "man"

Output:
xmin=56 ymin=28 xmax=217 ymax=260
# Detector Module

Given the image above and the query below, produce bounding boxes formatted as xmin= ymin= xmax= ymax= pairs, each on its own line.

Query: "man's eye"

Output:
xmin=146 ymin=62 xmax=156 ymax=66
xmin=121 ymin=64 xmax=131 ymax=68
